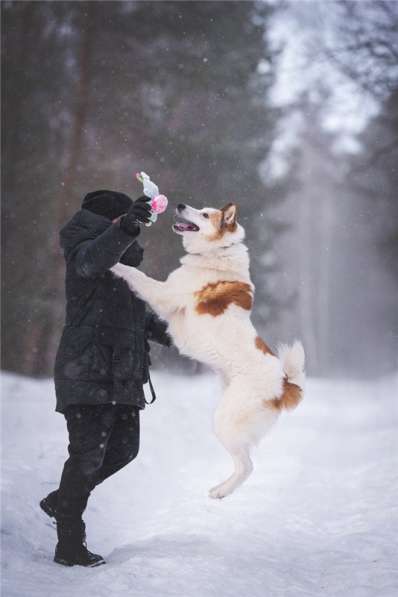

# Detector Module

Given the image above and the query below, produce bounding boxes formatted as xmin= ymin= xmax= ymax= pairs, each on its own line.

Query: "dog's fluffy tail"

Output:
xmin=273 ymin=341 xmax=305 ymax=411
xmin=278 ymin=341 xmax=305 ymax=388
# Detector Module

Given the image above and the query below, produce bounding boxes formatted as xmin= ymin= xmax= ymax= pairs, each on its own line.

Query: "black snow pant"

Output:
xmin=56 ymin=403 xmax=140 ymax=524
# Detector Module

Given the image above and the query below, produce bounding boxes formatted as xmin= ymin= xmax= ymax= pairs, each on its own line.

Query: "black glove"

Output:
xmin=119 ymin=241 xmax=144 ymax=267
xmin=120 ymin=196 xmax=151 ymax=236
xmin=145 ymin=310 xmax=172 ymax=347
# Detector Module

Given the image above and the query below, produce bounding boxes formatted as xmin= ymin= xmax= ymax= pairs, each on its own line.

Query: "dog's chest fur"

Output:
xmin=165 ymin=244 xmax=256 ymax=369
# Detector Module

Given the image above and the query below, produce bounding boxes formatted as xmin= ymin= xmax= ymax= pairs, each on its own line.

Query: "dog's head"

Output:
xmin=172 ymin=203 xmax=244 ymax=253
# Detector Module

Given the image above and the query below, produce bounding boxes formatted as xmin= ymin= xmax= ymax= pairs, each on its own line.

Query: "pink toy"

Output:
xmin=150 ymin=194 xmax=168 ymax=215
xmin=135 ymin=171 xmax=168 ymax=226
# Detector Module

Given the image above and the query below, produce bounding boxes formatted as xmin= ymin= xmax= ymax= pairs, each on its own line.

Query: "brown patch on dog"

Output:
xmin=255 ymin=336 xmax=275 ymax=356
xmin=195 ymin=281 xmax=253 ymax=316
xmin=265 ymin=378 xmax=302 ymax=412
xmin=208 ymin=204 xmax=238 ymax=240
xmin=209 ymin=210 xmax=223 ymax=238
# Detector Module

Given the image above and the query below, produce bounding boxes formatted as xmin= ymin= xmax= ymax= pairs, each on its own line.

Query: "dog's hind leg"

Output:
xmin=209 ymin=443 xmax=253 ymax=499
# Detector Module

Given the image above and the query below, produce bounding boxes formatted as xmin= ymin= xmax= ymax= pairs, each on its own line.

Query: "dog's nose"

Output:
xmin=177 ymin=203 xmax=186 ymax=211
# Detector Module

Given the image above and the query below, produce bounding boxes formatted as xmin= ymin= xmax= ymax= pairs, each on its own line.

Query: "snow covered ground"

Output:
xmin=1 ymin=371 xmax=398 ymax=597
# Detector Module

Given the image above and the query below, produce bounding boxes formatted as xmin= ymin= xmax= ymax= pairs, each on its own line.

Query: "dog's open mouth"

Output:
xmin=172 ymin=217 xmax=199 ymax=233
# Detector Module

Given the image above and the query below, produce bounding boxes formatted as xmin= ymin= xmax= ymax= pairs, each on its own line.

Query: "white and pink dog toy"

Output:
xmin=135 ymin=171 xmax=168 ymax=226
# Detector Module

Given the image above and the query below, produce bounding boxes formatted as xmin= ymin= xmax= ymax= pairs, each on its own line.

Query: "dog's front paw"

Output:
xmin=111 ymin=263 xmax=125 ymax=277
xmin=111 ymin=263 xmax=134 ymax=285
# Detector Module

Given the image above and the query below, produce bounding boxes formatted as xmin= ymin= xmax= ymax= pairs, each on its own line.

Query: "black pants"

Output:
xmin=56 ymin=404 xmax=140 ymax=523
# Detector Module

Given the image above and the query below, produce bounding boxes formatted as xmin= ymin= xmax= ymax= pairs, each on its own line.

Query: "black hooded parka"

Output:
xmin=54 ymin=208 xmax=170 ymax=413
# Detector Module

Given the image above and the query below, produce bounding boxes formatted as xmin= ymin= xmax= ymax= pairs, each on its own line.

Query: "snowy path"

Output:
xmin=1 ymin=371 xmax=398 ymax=597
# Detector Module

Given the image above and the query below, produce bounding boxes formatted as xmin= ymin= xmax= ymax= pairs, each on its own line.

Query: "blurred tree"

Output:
xmin=274 ymin=94 xmax=345 ymax=376
xmin=46 ymin=3 xmax=97 ymax=365
xmin=325 ymin=0 xmax=398 ymax=159
xmin=317 ymin=0 xmax=398 ymax=372
xmin=2 ymin=1 xmax=74 ymax=375
xmin=329 ymin=0 xmax=398 ymax=354
xmin=352 ymin=90 xmax=398 ymax=278
xmin=326 ymin=0 xmax=398 ymax=100
xmin=349 ymin=90 xmax=398 ymax=372
xmin=2 ymin=1 xmax=291 ymax=377
xmin=117 ymin=1 xmax=287 ymax=346
xmin=275 ymin=89 xmax=398 ymax=377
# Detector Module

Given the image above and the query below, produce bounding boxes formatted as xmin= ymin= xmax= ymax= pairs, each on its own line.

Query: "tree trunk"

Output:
xmin=317 ymin=193 xmax=333 ymax=376
xmin=2 ymin=3 xmax=36 ymax=193
xmin=43 ymin=7 xmax=94 ymax=373
xmin=298 ymin=152 xmax=319 ymax=374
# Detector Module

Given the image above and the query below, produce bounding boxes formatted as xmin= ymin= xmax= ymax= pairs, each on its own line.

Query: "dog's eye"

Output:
xmin=202 ymin=212 xmax=209 ymax=219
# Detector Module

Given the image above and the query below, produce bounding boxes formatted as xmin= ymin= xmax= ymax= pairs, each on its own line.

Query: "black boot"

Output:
xmin=40 ymin=490 xmax=59 ymax=519
xmin=54 ymin=519 xmax=105 ymax=567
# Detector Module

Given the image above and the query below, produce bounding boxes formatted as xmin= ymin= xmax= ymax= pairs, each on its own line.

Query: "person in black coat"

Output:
xmin=40 ymin=190 xmax=171 ymax=567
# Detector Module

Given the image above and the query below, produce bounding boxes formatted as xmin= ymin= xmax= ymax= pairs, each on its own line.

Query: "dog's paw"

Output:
xmin=111 ymin=263 xmax=133 ymax=283
xmin=209 ymin=484 xmax=229 ymax=499
xmin=110 ymin=263 xmax=123 ymax=277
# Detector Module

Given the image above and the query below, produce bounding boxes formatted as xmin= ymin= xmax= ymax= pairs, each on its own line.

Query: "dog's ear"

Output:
xmin=221 ymin=203 xmax=237 ymax=228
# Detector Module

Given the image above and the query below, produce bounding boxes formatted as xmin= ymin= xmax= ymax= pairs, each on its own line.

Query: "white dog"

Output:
xmin=112 ymin=202 xmax=305 ymax=499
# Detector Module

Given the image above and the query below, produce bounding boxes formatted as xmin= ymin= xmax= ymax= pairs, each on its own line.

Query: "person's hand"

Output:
xmin=120 ymin=196 xmax=152 ymax=236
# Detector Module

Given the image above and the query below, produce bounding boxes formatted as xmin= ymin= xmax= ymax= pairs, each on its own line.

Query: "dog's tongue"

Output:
xmin=174 ymin=222 xmax=196 ymax=231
